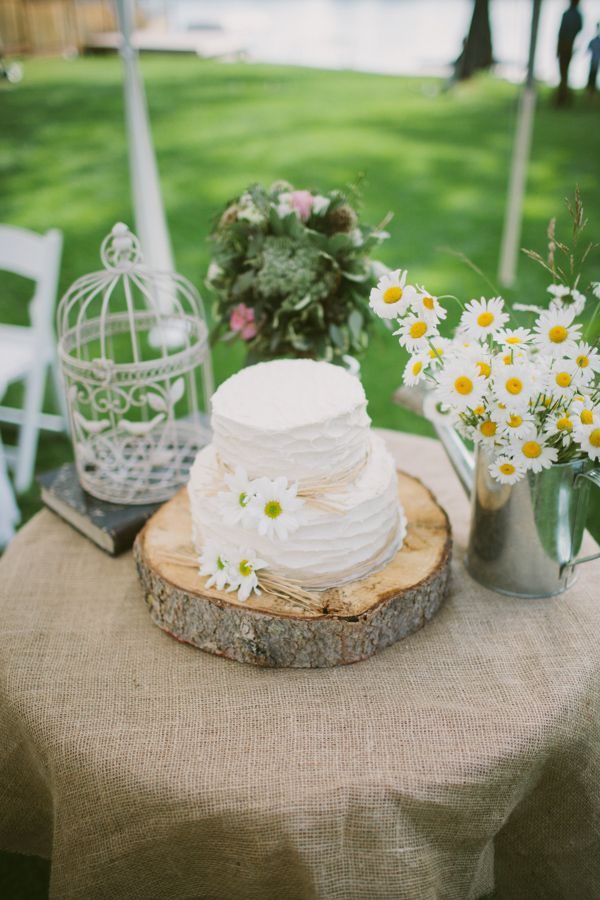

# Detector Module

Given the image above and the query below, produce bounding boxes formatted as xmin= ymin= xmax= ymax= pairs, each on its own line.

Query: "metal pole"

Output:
xmin=498 ymin=0 xmax=542 ymax=287
xmin=115 ymin=0 xmax=175 ymax=274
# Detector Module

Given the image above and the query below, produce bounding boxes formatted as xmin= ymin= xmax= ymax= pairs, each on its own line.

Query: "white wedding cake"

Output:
xmin=188 ymin=359 xmax=406 ymax=598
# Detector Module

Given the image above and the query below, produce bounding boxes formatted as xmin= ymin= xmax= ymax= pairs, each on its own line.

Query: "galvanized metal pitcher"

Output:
xmin=434 ymin=415 xmax=600 ymax=598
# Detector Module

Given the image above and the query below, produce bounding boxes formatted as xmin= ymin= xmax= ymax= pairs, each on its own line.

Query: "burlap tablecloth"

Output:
xmin=1 ymin=431 xmax=599 ymax=900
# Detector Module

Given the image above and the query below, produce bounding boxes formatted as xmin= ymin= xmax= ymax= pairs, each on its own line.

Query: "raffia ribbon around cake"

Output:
xmin=159 ymin=510 xmax=403 ymax=614
xmin=209 ymin=447 xmax=372 ymax=514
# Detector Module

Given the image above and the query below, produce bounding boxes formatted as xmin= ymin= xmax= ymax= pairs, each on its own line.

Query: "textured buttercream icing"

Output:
xmin=189 ymin=359 xmax=405 ymax=589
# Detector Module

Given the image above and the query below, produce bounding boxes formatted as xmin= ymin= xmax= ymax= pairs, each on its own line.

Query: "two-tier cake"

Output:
xmin=188 ymin=359 xmax=406 ymax=598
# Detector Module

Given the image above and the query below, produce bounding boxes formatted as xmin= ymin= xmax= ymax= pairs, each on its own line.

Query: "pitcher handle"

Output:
xmin=569 ymin=468 xmax=600 ymax=569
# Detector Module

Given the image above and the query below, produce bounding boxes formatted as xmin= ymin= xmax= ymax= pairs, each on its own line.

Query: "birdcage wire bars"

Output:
xmin=57 ymin=223 xmax=212 ymax=504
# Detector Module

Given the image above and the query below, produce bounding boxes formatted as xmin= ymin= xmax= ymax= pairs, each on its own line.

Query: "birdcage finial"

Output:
xmin=100 ymin=222 xmax=143 ymax=270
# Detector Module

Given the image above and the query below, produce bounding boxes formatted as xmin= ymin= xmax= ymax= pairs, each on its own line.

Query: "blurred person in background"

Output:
xmin=556 ymin=0 xmax=583 ymax=105
xmin=588 ymin=22 xmax=600 ymax=94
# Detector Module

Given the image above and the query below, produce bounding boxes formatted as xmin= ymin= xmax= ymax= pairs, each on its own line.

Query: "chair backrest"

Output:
xmin=0 ymin=225 xmax=63 ymax=335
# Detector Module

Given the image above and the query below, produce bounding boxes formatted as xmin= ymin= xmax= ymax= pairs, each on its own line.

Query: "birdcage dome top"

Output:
xmin=58 ymin=223 xmax=209 ymax=382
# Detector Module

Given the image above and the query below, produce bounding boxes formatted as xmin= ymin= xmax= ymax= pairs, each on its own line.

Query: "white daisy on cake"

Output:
xmin=532 ymin=308 xmax=582 ymax=358
xmin=488 ymin=456 xmax=526 ymax=485
xmin=218 ymin=466 xmax=255 ymax=526
xmin=511 ymin=433 xmax=558 ymax=472
xmin=434 ymin=358 xmax=486 ymax=413
xmin=249 ymin=476 xmax=304 ymax=541
xmin=199 ymin=542 xmax=231 ymax=591
xmin=226 ymin=548 xmax=267 ymax=602
xmin=394 ymin=314 xmax=438 ymax=354
xmin=574 ymin=423 xmax=600 ymax=461
xmin=460 ymin=297 xmax=509 ymax=340
xmin=369 ymin=269 xmax=414 ymax=319
xmin=412 ymin=288 xmax=447 ymax=325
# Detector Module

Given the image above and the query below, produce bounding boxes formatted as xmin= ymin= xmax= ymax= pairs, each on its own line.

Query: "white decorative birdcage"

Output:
xmin=57 ymin=223 xmax=213 ymax=504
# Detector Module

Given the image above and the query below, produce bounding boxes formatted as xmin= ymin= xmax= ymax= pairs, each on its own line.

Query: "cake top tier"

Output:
xmin=210 ymin=359 xmax=371 ymax=480
xmin=211 ymin=359 xmax=366 ymax=431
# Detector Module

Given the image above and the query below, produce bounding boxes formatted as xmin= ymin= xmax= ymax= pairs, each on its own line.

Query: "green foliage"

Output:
xmin=208 ymin=182 xmax=388 ymax=361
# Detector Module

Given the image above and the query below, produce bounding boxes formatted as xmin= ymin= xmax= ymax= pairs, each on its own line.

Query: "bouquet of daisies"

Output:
xmin=207 ymin=181 xmax=389 ymax=363
xmin=370 ymin=201 xmax=599 ymax=485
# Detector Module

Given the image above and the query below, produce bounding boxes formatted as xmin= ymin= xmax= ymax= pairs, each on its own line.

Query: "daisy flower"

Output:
xmin=575 ymin=424 xmax=600 ymax=462
xmin=548 ymin=283 xmax=586 ymax=316
xmin=412 ymin=287 xmax=447 ymax=325
xmin=403 ymin=354 xmax=429 ymax=386
xmin=226 ymin=548 xmax=267 ymax=602
xmin=426 ymin=337 xmax=451 ymax=368
xmin=571 ymin=395 xmax=598 ymax=430
xmin=248 ymin=476 xmax=304 ymax=541
xmin=460 ymin=296 xmax=509 ymax=340
xmin=512 ymin=433 xmax=558 ymax=473
xmin=493 ymin=363 xmax=534 ymax=410
xmin=218 ymin=466 xmax=255 ymax=527
xmin=533 ymin=307 xmax=582 ymax=358
xmin=369 ymin=269 xmax=415 ymax=319
xmin=572 ymin=341 xmax=600 ymax=382
xmin=472 ymin=416 xmax=499 ymax=444
xmin=434 ymin=358 xmax=486 ymax=413
xmin=546 ymin=360 xmax=582 ymax=398
xmin=491 ymin=406 xmax=537 ymax=440
xmin=199 ymin=542 xmax=231 ymax=591
xmin=394 ymin=314 xmax=438 ymax=354
xmin=495 ymin=327 xmax=532 ymax=348
xmin=488 ymin=456 xmax=526 ymax=485
xmin=543 ymin=409 xmax=576 ymax=446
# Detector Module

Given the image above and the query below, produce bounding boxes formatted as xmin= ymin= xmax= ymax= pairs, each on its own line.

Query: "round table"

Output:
xmin=1 ymin=431 xmax=599 ymax=900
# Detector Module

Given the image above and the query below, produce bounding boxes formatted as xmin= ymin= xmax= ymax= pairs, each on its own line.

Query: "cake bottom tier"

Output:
xmin=188 ymin=433 xmax=405 ymax=589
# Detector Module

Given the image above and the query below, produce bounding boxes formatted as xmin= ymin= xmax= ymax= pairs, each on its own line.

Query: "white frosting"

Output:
xmin=189 ymin=433 xmax=403 ymax=588
xmin=211 ymin=359 xmax=371 ymax=480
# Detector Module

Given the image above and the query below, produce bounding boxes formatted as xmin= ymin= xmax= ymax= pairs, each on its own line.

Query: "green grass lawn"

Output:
xmin=0 ymin=56 xmax=599 ymax=898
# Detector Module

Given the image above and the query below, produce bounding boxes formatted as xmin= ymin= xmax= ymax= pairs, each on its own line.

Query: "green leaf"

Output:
xmin=293 ymin=294 xmax=312 ymax=311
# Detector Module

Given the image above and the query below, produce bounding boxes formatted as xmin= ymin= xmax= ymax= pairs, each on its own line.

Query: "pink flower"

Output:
xmin=290 ymin=190 xmax=314 ymax=222
xmin=230 ymin=303 xmax=257 ymax=341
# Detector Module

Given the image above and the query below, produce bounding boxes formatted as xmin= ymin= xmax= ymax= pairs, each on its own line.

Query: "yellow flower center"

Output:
xmin=542 ymin=395 xmax=552 ymax=407
xmin=412 ymin=361 xmax=423 ymax=375
xmin=499 ymin=463 xmax=516 ymax=475
xmin=590 ymin=429 xmax=600 ymax=448
xmin=383 ymin=286 xmax=403 ymax=304
xmin=480 ymin=420 xmax=496 ymax=437
xmin=555 ymin=372 xmax=571 ymax=388
xmin=556 ymin=416 xmax=572 ymax=431
xmin=238 ymin=559 xmax=253 ymax=577
xmin=576 ymin=355 xmax=589 ymax=368
xmin=477 ymin=311 xmax=494 ymax=327
xmin=473 ymin=405 xmax=486 ymax=415
xmin=581 ymin=410 xmax=594 ymax=425
xmin=477 ymin=361 xmax=491 ymax=377
xmin=264 ymin=500 xmax=283 ymax=519
xmin=454 ymin=376 xmax=473 ymax=396
xmin=548 ymin=325 xmax=568 ymax=343
xmin=508 ymin=414 xmax=523 ymax=428
xmin=506 ymin=336 xmax=521 ymax=344
xmin=422 ymin=296 xmax=435 ymax=310
xmin=409 ymin=321 xmax=427 ymax=339
xmin=429 ymin=346 xmax=443 ymax=359
xmin=522 ymin=441 xmax=542 ymax=459
xmin=503 ymin=354 xmax=512 ymax=365
xmin=506 ymin=377 xmax=523 ymax=395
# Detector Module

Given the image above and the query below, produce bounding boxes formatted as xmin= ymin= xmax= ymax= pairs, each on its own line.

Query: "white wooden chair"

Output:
xmin=0 ymin=225 xmax=66 ymax=493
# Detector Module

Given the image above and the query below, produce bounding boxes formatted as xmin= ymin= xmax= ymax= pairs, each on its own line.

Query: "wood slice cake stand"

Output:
xmin=134 ymin=471 xmax=452 ymax=668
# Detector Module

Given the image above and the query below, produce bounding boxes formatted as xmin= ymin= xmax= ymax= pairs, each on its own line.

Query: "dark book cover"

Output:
xmin=37 ymin=464 xmax=161 ymax=555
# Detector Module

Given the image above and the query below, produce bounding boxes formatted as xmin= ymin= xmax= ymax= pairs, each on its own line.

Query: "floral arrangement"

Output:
xmin=207 ymin=182 xmax=389 ymax=362
xmin=370 ymin=197 xmax=599 ymax=485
